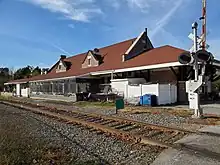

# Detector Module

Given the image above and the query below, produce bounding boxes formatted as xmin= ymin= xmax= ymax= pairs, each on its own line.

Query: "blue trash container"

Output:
xmin=140 ymin=94 xmax=157 ymax=106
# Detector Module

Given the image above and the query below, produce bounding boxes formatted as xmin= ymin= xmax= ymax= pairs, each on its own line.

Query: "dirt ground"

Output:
xmin=0 ymin=104 xmax=102 ymax=165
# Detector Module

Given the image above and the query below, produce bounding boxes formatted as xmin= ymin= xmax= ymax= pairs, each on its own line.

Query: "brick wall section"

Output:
xmin=82 ymin=51 xmax=99 ymax=68
xmin=150 ymin=69 xmax=177 ymax=83
xmin=150 ymin=69 xmax=188 ymax=103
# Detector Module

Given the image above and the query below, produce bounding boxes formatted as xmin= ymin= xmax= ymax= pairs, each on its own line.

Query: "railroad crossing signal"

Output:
xmin=188 ymin=33 xmax=210 ymax=52
xmin=178 ymin=51 xmax=194 ymax=65
xmin=178 ymin=20 xmax=214 ymax=119
xmin=178 ymin=49 xmax=213 ymax=65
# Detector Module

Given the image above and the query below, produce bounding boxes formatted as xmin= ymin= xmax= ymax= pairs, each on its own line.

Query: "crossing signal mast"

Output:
xmin=178 ymin=0 xmax=214 ymax=118
xmin=201 ymin=0 xmax=207 ymax=50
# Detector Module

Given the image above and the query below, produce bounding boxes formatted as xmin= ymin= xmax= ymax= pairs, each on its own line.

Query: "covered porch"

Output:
xmin=4 ymin=60 xmax=220 ymax=104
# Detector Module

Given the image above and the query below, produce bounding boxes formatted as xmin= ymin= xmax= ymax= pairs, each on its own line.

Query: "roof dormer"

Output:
xmin=82 ymin=49 xmax=103 ymax=68
xmin=123 ymin=28 xmax=154 ymax=61
xmin=56 ymin=55 xmax=67 ymax=73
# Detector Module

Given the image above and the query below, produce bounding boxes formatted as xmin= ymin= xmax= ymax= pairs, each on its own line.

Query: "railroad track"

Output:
xmin=2 ymin=100 xmax=220 ymax=163
xmin=1 ymin=99 xmax=193 ymax=148
xmin=6 ymin=99 xmax=220 ymax=148
xmin=4 ymin=99 xmax=220 ymax=162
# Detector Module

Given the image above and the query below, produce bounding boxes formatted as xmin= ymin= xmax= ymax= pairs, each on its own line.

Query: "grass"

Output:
xmin=73 ymin=101 xmax=115 ymax=108
xmin=121 ymin=106 xmax=194 ymax=117
xmin=0 ymin=128 xmax=101 ymax=165
xmin=0 ymin=124 xmax=71 ymax=165
xmin=44 ymin=99 xmax=75 ymax=106
xmin=166 ymin=109 xmax=194 ymax=117
xmin=43 ymin=100 xmax=115 ymax=110
xmin=0 ymin=94 xmax=12 ymax=101
xmin=187 ymin=116 xmax=220 ymax=125
xmin=0 ymin=95 xmax=194 ymax=118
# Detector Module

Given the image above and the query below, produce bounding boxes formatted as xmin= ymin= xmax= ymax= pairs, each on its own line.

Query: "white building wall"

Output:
xmin=111 ymin=78 xmax=146 ymax=98
xmin=111 ymin=79 xmax=129 ymax=98
xmin=21 ymin=88 xmax=30 ymax=97
xmin=16 ymin=84 xmax=21 ymax=97
xmin=142 ymin=84 xmax=159 ymax=96
xmin=158 ymin=84 xmax=171 ymax=105
xmin=127 ymin=85 xmax=141 ymax=98
xmin=111 ymin=78 xmax=177 ymax=105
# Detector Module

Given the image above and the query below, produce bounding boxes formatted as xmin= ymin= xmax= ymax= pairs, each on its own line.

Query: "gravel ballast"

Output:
xmin=0 ymin=103 xmax=162 ymax=165
xmin=13 ymin=98 xmax=202 ymax=131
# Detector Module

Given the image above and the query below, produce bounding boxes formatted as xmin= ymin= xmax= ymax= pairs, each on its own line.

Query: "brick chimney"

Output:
xmin=60 ymin=55 xmax=66 ymax=60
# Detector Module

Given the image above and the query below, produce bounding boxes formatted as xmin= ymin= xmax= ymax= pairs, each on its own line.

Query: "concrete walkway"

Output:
xmin=152 ymin=126 xmax=220 ymax=165
xmin=161 ymin=104 xmax=220 ymax=116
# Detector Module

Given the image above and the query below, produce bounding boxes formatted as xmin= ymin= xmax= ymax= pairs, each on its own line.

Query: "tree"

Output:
xmin=0 ymin=67 xmax=11 ymax=91
xmin=0 ymin=66 xmax=42 ymax=92
xmin=14 ymin=66 xmax=31 ymax=79
xmin=32 ymin=66 xmax=41 ymax=76
xmin=13 ymin=65 xmax=42 ymax=80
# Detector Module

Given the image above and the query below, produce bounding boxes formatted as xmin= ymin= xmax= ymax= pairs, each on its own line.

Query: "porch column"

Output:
xmin=62 ymin=83 xmax=65 ymax=94
xmin=111 ymin=71 xmax=114 ymax=80
xmin=16 ymin=84 xmax=21 ymax=97
xmin=51 ymin=82 xmax=54 ymax=94
xmin=76 ymin=83 xmax=78 ymax=93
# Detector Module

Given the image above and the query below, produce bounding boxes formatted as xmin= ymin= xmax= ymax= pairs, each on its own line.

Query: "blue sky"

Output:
xmin=0 ymin=0 xmax=220 ymax=69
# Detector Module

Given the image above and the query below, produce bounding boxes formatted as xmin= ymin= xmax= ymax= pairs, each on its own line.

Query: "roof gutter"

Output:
xmin=90 ymin=62 xmax=184 ymax=76
xmin=6 ymin=60 xmax=220 ymax=85
xmin=29 ymin=73 xmax=91 ymax=83
xmin=29 ymin=76 xmax=76 ymax=83
xmin=114 ymin=62 xmax=183 ymax=73
xmin=4 ymin=81 xmax=28 ymax=85
xmin=90 ymin=70 xmax=115 ymax=76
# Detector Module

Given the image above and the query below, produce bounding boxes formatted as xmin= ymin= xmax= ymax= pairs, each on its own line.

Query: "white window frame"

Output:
xmin=88 ymin=56 xmax=91 ymax=66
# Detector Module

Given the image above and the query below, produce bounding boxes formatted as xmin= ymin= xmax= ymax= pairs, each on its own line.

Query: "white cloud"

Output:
xmin=152 ymin=28 xmax=188 ymax=48
xmin=48 ymin=42 xmax=72 ymax=55
xmin=149 ymin=0 xmax=184 ymax=38
xmin=18 ymin=0 xmax=192 ymax=49
xmin=109 ymin=0 xmax=188 ymax=40
xmin=126 ymin=0 xmax=150 ymax=11
xmin=105 ymin=0 xmax=120 ymax=9
xmin=21 ymin=0 xmax=102 ymax=22
xmin=125 ymin=0 xmax=179 ymax=13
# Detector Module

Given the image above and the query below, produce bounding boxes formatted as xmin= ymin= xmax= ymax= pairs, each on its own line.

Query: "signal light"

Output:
xmin=178 ymin=50 xmax=214 ymax=65
xmin=195 ymin=50 xmax=213 ymax=63
xmin=178 ymin=51 xmax=194 ymax=64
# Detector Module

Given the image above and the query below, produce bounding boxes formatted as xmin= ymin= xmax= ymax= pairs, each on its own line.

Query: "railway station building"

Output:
xmin=5 ymin=29 xmax=220 ymax=104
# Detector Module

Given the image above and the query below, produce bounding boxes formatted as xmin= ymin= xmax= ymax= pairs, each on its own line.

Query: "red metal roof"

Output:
xmin=7 ymin=38 xmax=185 ymax=84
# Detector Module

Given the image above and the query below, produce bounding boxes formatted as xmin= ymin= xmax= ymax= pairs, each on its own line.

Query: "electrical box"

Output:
xmin=188 ymin=92 xmax=200 ymax=109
